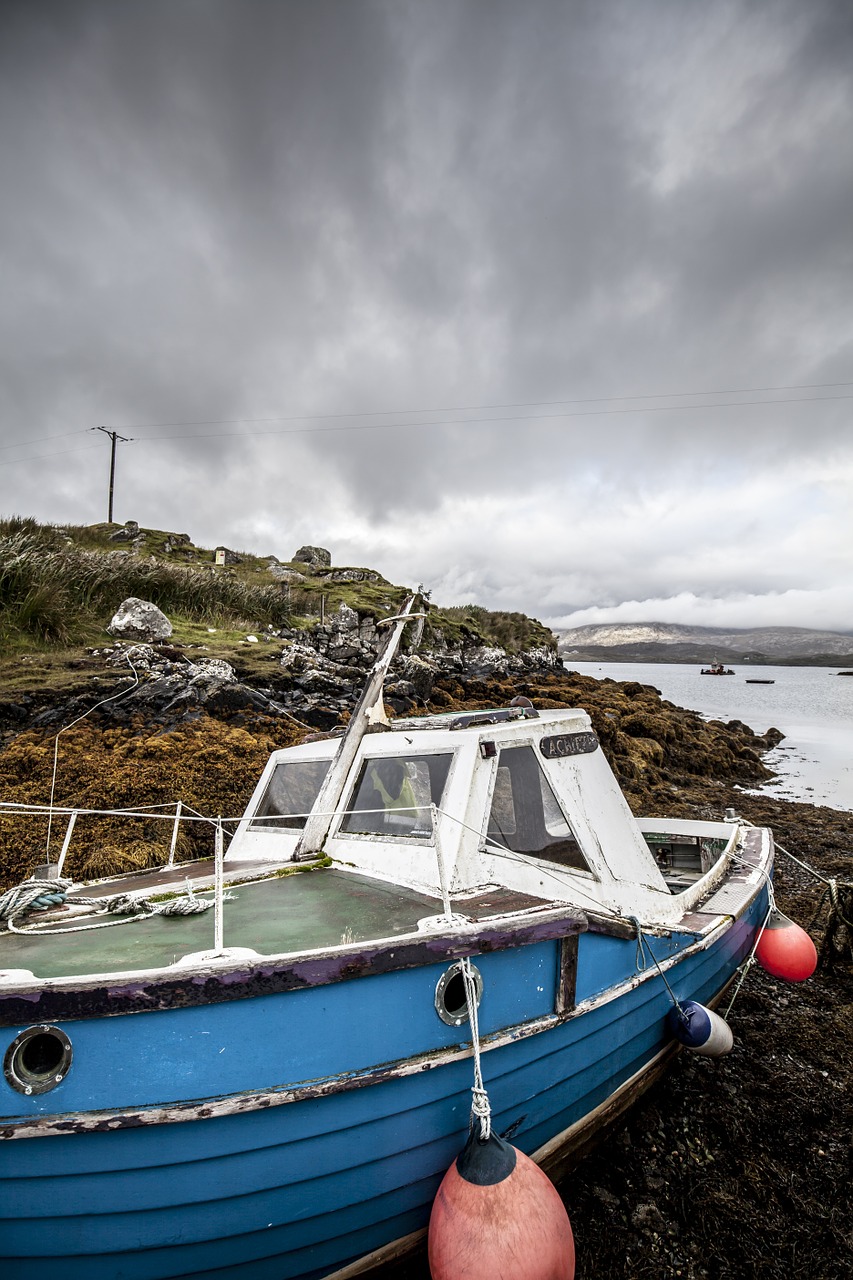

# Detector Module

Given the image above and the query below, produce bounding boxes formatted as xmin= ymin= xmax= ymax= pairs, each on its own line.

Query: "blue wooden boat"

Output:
xmin=0 ymin=600 xmax=774 ymax=1278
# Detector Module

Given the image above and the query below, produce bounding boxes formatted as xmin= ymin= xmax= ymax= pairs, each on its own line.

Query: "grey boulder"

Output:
xmin=107 ymin=598 xmax=173 ymax=642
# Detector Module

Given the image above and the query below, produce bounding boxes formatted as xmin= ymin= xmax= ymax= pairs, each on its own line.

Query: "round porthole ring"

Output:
xmin=4 ymin=1025 xmax=73 ymax=1096
xmin=435 ymin=961 xmax=483 ymax=1027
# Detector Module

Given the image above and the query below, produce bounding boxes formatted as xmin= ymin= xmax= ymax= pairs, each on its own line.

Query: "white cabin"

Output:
xmin=227 ymin=706 xmax=740 ymax=926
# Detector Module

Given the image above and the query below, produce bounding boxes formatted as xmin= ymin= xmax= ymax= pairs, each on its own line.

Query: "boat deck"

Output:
xmin=0 ymin=869 xmax=550 ymax=981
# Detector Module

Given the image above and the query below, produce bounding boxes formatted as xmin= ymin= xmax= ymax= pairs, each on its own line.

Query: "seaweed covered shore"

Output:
xmin=0 ymin=659 xmax=850 ymax=1279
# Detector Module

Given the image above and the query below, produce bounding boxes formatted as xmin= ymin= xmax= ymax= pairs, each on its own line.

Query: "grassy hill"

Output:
xmin=0 ymin=514 xmax=556 ymax=672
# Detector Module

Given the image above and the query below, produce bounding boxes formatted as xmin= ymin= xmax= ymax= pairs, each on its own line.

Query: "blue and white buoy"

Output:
xmin=666 ymin=999 xmax=733 ymax=1057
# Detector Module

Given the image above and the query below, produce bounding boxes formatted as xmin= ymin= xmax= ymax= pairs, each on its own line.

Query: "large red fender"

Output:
xmin=428 ymin=1131 xmax=575 ymax=1280
xmin=755 ymin=909 xmax=817 ymax=982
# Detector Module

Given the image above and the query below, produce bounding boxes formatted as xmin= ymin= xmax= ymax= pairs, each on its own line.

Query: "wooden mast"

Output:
xmin=293 ymin=593 xmax=422 ymax=859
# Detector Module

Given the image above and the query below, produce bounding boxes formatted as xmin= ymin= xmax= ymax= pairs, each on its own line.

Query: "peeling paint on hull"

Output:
xmin=0 ymin=886 xmax=767 ymax=1280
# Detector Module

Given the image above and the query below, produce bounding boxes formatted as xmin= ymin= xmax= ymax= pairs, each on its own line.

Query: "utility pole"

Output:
xmin=91 ymin=426 xmax=132 ymax=523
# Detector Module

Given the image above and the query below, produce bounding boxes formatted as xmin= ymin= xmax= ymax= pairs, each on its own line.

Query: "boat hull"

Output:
xmin=0 ymin=893 xmax=766 ymax=1280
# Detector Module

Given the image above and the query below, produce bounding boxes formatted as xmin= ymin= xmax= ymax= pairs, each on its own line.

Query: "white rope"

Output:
xmin=776 ymin=841 xmax=839 ymax=887
xmin=0 ymin=879 xmax=72 ymax=924
xmin=0 ymin=801 xmax=224 ymax=824
xmin=461 ymin=954 xmax=491 ymax=1141
xmin=0 ymin=876 xmax=226 ymax=936
xmin=426 ymin=806 xmax=490 ymax=1137
xmin=45 ymin=653 xmax=141 ymax=858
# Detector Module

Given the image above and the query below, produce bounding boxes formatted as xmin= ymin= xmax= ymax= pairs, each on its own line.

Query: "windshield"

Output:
xmin=487 ymin=745 xmax=591 ymax=872
xmin=340 ymin=753 xmax=454 ymax=839
xmin=250 ymin=758 xmax=332 ymax=830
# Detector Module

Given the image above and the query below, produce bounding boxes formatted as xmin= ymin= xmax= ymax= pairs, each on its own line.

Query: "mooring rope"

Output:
xmin=0 ymin=879 xmax=73 ymax=925
xmin=775 ymin=838 xmax=837 ymax=886
xmin=736 ymin=820 xmax=852 ymax=972
xmin=461 ymin=954 xmax=491 ymax=1141
xmin=808 ymin=878 xmax=853 ymax=932
xmin=629 ymin=915 xmax=689 ymax=1021
xmin=808 ymin=878 xmax=853 ymax=968
xmin=721 ymin=880 xmax=778 ymax=1019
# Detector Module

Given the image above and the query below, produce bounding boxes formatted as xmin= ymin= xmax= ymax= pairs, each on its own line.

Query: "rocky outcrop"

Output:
xmin=401 ymin=655 xmax=439 ymax=702
xmin=107 ymin=598 xmax=173 ymax=642
xmin=419 ymin=640 xmax=562 ymax=678
xmin=272 ymin=602 xmax=563 ymax=720
xmin=267 ymin=562 xmax=306 ymax=583
xmin=163 ymin=533 xmax=192 ymax=554
xmin=97 ymin=645 xmax=285 ymax=721
xmin=108 ymin=520 xmax=140 ymax=542
xmin=322 ymin=568 xmax=384 ymax=584
xmin=282 ymin=604 xmax=378 ymax=671
xmin=293 ymin=545 xmax=331 ymax=569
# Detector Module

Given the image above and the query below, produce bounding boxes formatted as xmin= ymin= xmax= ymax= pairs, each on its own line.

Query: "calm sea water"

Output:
xmin=568 ymin=662 xmax=853 ymax=813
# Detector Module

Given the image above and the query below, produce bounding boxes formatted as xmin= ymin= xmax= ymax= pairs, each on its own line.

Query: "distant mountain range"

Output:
xmin=556 ymin=623 xmax=853 ymax=666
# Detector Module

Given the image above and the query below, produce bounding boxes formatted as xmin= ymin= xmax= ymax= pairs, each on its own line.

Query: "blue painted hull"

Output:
xmin=0 ymin=894 xmax=766 ymax=1279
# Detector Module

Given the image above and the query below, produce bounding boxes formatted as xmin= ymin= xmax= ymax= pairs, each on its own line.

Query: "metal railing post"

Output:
xmin=214 ymin=819 xmax=225 ymax=954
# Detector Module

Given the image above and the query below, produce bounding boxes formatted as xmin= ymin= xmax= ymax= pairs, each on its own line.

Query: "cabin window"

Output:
xmin=250 ymin=759 xmax=332 ymax=830
xmin=340 ymin=753 xmax=453 ymax=839
xmin=486 ymin=745 xmax=592 ymax=872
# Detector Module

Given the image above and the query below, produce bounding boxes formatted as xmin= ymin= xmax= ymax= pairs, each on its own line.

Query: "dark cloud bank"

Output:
xmin=1 ymin=0 xmax=851 ymax=629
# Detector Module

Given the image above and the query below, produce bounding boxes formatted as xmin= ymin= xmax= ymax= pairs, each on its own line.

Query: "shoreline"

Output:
xmin=568 ymin=660 xmax=853 ymax=814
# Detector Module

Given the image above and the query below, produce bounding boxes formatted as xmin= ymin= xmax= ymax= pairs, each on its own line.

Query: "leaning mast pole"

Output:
xmin=293 ymin=593 xmax=422 ymax=859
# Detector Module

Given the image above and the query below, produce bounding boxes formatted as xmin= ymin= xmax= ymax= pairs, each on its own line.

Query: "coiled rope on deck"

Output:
xmin=0 ymin=879 xmax=73 ymax=925
xmin=0 ymin=877 xmax=218 ymax=935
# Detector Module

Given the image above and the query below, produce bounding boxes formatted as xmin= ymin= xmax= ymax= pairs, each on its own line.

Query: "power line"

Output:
xmin=109 ymin=378 xmax=853 ymax=433
xmin=0 ymin=428 xmax=91 ymax=454
xmin=131 ymin=391 xmax=853 ymax=445
xmin=0 ymin=442 xmax=103 ymax=466
xmin=1 ymin=381 xmax=850 ymax=466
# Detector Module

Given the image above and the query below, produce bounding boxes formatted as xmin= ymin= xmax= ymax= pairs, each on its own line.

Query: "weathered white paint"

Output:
xmin=226 ymin=707 xmax=752 ymax=925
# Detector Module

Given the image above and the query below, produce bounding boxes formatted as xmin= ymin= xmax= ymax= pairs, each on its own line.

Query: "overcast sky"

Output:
xmin=1 ymin=0 xmax=851 ymax=633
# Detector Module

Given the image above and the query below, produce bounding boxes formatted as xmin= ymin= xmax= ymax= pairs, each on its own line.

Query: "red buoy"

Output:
xmin=428 ymin=1131 xmax=575 ymax=1280
xmin=755 ymin=909 xmax=817 ymax=982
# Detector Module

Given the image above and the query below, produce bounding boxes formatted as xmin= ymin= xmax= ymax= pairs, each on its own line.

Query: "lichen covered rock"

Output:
xmin=292 ymin=545 xmax=331 ymax=569
xmin=107 ymin=598 xmax=173 ymax=642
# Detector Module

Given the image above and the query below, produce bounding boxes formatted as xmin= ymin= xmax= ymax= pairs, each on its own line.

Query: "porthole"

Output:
xmin=4 ymin=1025 xmax=72 ymax=1096
xmin=435 ymin=961 xmax=483 ymax=1027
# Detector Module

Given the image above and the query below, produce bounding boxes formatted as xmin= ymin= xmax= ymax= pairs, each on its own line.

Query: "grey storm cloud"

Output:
xmin=1 ymin=0 xmax=851 ymax=630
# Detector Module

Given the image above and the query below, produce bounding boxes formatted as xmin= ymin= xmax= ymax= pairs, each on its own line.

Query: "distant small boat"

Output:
xmin=701 ymin=663 xmax=735 ymax=675
xmin=745 ymin=679 xmax=774 ymax=684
